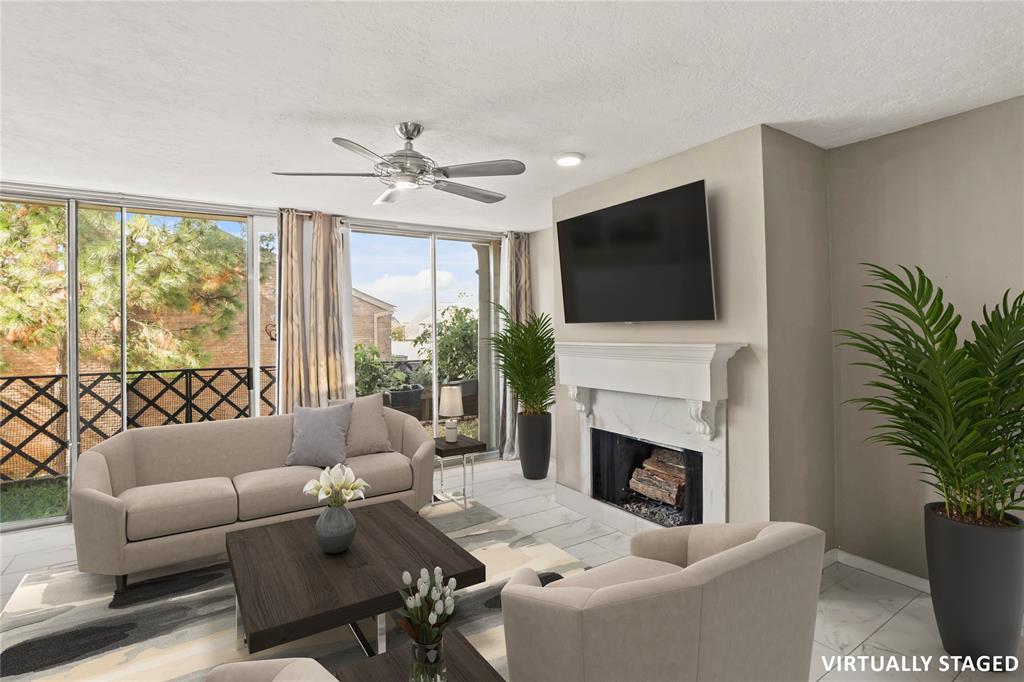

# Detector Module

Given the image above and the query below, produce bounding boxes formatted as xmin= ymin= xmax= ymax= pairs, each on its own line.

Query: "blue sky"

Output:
xmin=349 ymin=232 xmax=480 ymax=327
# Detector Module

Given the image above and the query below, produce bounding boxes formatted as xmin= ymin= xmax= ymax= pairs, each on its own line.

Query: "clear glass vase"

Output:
xmin=410 ymin=639 xmax=446 ymax=682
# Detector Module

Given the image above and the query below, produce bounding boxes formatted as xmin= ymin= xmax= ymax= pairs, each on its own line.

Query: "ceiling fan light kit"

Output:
xmin=554 ymin=152 xmax=585 ymax=167
xmin=274 ymin=122 xmax=525 ymax=205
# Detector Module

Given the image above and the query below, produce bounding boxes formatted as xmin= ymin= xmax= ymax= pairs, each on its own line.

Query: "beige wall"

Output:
xmin=828 ymin=96 xmax=1024 ymax=577
xmin=529 ymin=228 xmax=555 ymax=319
xmin=551 ymin=126 xmax=773 ymax=523
xmin=762 ymin=127 xmax=836 ymax=547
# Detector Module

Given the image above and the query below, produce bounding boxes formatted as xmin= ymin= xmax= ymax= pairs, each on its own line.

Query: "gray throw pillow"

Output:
xmin=327 ymin=393 xmax=392 ymax=457
xmin=286 ymin=402 xmax=353 ymax=467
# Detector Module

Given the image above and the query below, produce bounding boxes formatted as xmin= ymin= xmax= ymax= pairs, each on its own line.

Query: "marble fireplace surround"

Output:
xmin=554 ymin=341 xmax=745 ymax=534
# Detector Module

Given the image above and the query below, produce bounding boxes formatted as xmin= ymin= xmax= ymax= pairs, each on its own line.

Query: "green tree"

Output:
xmin=354 ymin=343 xmax=405 ymax=396
xmin=413 ymin=305 xmax=478 ymax=383
xmin=0 ymin=202 xmax=254 ymax=374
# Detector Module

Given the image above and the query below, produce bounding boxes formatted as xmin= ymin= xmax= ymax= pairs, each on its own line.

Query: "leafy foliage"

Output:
xmin=413 ymin=304 xmax=478 ymax=383
xmin=0 ymin=202 xmax=254 ymax=373
xmin=353 ymin=343 xmax=405 ymax=396
xmin=837 ymin=264 xmax=1024 ymax=525
xmin=488 ymin=305 xmax=555 ymax=416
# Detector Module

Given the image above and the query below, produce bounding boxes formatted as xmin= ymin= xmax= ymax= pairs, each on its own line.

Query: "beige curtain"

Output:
xmin=498 ymin=232 xmax=533 ymax=459
xmin=279 ymin=209 xmax=346 ymax=412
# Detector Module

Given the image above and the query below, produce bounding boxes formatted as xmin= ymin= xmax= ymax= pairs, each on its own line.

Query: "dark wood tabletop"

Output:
xmin=226 ymin=501 xmax=486 ymax=653
xmin=434 ymin=434 xmax=488 ymax=458
xmin=334 ymin=629 xmax=504 ymax=682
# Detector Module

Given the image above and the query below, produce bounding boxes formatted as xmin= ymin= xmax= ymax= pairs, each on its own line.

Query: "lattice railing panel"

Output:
xmin=0 ymin=375 xmax=69 ymax=480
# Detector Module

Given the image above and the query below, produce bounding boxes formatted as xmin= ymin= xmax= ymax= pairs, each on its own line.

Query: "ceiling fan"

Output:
xmin=273 ymin=122 xmax=525 ymax=205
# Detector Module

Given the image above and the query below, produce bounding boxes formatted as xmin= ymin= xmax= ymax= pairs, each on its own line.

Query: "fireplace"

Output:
xmin=591 ymin=428 xmax=703 ymax=527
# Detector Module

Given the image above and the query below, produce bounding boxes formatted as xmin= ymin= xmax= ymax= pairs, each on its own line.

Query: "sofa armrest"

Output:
xmin=629 ymin=525 xmax=694 ymax=567
xmin=71 ymin=451 xmax=127 ymax=576
xmin=501 ymin=581 xmax=594 ymax=682
xmin=399 ymin=418 xmax=434 ymax=511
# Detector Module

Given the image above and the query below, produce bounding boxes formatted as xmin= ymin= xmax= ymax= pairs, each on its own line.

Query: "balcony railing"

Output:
xmin=0 ymin=366 xmax=277 ymax=482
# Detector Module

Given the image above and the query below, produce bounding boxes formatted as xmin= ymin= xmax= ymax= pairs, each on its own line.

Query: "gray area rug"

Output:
xmin=0 ymin=502 xmax=585 ymax=681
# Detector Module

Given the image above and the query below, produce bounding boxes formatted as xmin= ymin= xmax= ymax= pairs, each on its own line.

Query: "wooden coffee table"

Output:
xmin=334 ymin=629 xmax=503 ymax=682
xmin=226 ymin=501 xmax=486 ymax=655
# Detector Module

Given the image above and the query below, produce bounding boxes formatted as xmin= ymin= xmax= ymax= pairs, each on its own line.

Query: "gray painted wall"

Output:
xmin=762 ymin=127 xmax=836 ymax=549
xmin=828 ymin=96 xmax=1024 ymax=577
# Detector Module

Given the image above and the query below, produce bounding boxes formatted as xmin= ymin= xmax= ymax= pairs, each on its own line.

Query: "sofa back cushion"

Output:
xmin=129 ymin=414 xmax=294 ymax=487
xmin=327 ymin=393 xmax=392 ymax=456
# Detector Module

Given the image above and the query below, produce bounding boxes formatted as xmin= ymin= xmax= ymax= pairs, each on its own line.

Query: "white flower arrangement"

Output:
xmin=302 ymin=463 xmax=369 ymax=507
xmin=398 ymin=566 xmax=457 ymax=645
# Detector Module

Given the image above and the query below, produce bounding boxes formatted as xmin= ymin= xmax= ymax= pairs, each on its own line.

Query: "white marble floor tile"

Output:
xmin=589 ymin=531 xmax=632 ymax=555
xmin=5 ymin=544 xmax=78 ymax=573
xmin=0 ymin=523 xmax=74 ymax=560
xmin=821 ymin=561 xmax=858 ymax=592
xmin=511 ymin=506 xmax=585 ymax=535
xmin=810 ymin=641 xmax=842 ymax=681
xmin=489 ymin=494 xmax=559 ymax=520
xmin=534 ymin=517 xmax=616 ymax=548
xmin=563 ymin=540 xmax=624 ymax=568
xmin=815 ymin=569 xmax=921 ymax=654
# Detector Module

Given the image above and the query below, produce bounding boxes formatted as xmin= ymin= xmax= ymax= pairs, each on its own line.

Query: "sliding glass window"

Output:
xmin=0 ymin=195 xmax=277 ymax=527
xmin=349 ymin=229 xmax=497 ymax=449
xmin=0 ymin=201 xmax=70 ymax=523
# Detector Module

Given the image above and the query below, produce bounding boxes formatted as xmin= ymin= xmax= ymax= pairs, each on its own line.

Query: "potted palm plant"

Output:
xmin=489 ymin=305 xmax=556 ymax=479
xmin=838 ymin=264 xmax=1024 ymax=658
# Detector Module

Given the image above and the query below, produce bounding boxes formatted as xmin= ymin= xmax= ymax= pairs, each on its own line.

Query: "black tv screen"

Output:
xmin=556 ymin=179 xmax=716 ymax=323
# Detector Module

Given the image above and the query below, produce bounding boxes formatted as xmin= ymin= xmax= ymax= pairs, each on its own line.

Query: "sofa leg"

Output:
xmin=114 ymin=574 xmax=128 ymax=593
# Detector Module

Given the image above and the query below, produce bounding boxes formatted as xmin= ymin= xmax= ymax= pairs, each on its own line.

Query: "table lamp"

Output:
xmin=438 ymin=385 xmax=464 ymax=443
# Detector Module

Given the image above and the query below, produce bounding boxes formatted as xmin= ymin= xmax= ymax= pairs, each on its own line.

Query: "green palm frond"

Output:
xmin=837 ymin=264 xmax=1024 ymax=524
xmin=488 ymin=305 xmax=556 ymax=416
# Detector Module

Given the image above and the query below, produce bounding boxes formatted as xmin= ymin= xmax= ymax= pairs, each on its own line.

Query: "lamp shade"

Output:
xmin=438 ymin=385 xmax=464 ymax=418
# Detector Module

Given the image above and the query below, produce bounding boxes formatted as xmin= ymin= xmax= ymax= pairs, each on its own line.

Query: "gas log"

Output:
xmin=628 ymin=448 xmax=687 ymax=508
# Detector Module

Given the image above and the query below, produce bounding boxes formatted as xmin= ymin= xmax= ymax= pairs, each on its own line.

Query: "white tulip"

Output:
xmin=428 ymin=612 xmax=437 ymax=625
xmin=317 ymin=487 xmax=331 ymax=502
xmin=414 ymin=594 xmax=422 ymax=607
xmin=434 ymin=599 xmax=444 ymax=614
xmin=420 ymin=568 xmax=429 ymax=581
xmin=405 ymin=596 xmax=415 ymax=610
xmin=444 ymin=596 xmax=454 ymax=615
xmin=319 ymin=468 xmax=332 ymax=489
xmin=330 ymin=464 xmax=347 ymax=487
xmin=417 ymin=579 xmax=429 ymax=595
xmin=354 ymin=477 xmax=369 ymax=490
xmin=402 ymin=571 xmax=412 ymax=586
xmin=430 ymin=587 xmax=440 ymax=601
xmin=434 ymin=566 xmax=443 ymax=579
xmin=447 ymin=577 xmax=456 ymax=591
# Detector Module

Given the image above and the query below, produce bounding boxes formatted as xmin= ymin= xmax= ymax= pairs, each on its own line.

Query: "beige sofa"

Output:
xmin=502 ymin=521 xmax=825 ymax=682
xmin=71 ymin=406 xmax=433 ymax=587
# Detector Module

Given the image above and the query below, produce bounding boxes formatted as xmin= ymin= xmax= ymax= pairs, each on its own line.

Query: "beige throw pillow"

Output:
xmin=327 ymin=393 xmax=392 ymax=456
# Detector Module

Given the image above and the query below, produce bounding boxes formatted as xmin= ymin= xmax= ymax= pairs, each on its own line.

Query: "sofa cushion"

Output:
xmin=328 ymin=393 xmax=392 ymax=457
xmin=119 ymin=477 xmax=237 ymax=541
xmin=346 ymin=451 xmax=413 ymax=497
xmin=234 ymin=466 xmax=324 ymax=521
xmin=547 ymin=555 xmax=681 ymax=590
xmin=286 ymin=403 xmax=353 ymax=467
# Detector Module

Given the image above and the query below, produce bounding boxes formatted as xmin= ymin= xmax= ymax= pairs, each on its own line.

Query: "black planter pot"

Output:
xmin=385 ymin=386 xmax=423 ymax=418
xmin=517 ymin=413 xmax=551 ymax=480
xmin=924 ymin=502 xmax=1024 ymax=658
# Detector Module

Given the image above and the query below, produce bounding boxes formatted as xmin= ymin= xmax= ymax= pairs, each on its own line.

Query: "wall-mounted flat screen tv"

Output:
xmin=556 ymin=179 xmax=716 ymax=323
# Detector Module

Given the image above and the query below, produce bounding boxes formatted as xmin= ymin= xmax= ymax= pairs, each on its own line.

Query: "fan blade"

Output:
xmin=272 ymin=172 xmax=376 ymax=176
xmin=332 ymin=137 xmax=390 ymax=164
xmin=434 ymin=181 xmax=505 ymax=203
xmin=437 ymin=159 xmax=525 ymax=179
xmin=373 ymin=187 xmax=401 ymax=205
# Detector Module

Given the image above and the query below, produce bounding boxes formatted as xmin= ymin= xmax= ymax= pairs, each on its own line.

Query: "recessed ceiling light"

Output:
xmin=554 ymin=152 xmax=585 ymax=167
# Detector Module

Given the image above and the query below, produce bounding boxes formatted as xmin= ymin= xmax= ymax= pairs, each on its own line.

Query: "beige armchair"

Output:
xmin=501 ymin=521 xmax=824 ymax=682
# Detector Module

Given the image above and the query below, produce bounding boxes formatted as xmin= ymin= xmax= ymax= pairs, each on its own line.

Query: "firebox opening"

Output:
xmin=591 ymin=427 xmax=702 ymax=527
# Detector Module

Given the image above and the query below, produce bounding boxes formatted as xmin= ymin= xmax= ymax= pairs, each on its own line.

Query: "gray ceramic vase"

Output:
xmin=315 ymin=505 xmax=356 ymax=554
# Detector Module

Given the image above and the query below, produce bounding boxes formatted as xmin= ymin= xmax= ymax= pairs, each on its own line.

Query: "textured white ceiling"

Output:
xmin=2 ymin=2 xmax=1021 ymax=232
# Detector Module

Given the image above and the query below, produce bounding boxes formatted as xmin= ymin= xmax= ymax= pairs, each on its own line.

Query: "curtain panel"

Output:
xmin=278 ymin=209 xmax=347 ymax=412
xmin=498 ymin=231 xmax=533 ymax=459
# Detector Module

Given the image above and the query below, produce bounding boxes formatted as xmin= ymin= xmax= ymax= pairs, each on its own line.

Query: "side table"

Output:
xmin=434 ymin=435 xmax=487 ymax=509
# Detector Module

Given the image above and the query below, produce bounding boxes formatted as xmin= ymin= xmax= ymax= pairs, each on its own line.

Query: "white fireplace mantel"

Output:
xmin=555 ymin=341 xmax=746 ymax=531
xmin=556 ymin=342 xmax=745 ymax=439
